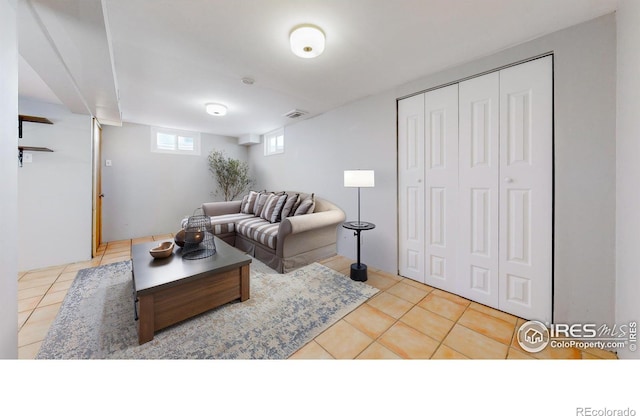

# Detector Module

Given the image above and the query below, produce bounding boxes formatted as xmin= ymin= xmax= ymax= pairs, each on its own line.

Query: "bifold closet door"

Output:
xmin=424 ymin=84 xmax=458 ymax=292
xmin=498 ymin=56 xmax=553 ymax=323
xmin=398 ymin=94 xmax=425 ymax=281
xmin=398 ymin=56 xmax=552 ymax=322
xmin=457 ymin=72 xmax=500 ymax=307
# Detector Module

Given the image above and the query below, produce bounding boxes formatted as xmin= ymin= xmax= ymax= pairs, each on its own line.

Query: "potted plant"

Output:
xmin=207 ymin=150 xmax=255 ymax=201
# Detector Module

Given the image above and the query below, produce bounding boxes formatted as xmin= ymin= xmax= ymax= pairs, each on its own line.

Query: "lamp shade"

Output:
xmin=344 ymin=170 xmax=375 ymax=188
xmin=290 ymin=25 xmax=325 ymax=58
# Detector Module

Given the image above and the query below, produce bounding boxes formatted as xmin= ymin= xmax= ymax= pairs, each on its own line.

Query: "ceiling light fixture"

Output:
xmin=290 ymin=24 xmax=325 ymax=58
xmin=205 ymin=103 xmax=227 ymax=116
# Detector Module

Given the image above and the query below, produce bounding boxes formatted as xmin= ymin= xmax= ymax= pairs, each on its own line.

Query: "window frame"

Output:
xmin=263 ymin=128 xmax=285 ymax=156
xmin=150 ymin=126 xmax=201 ymax=156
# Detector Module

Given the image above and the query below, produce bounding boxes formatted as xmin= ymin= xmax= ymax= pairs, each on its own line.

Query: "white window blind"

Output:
xmin=150 ymin=127 xmax=201 ymax=155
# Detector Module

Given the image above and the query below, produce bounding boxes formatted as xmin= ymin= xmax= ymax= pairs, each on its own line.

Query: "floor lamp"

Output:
xmin=344 ymin=170 xmax=375 ymax=226
xmin=343 ymin=170 xmax=375 ymax=281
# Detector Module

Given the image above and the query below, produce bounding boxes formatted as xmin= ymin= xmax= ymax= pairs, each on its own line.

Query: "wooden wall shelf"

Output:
xmin=18 ymin=146 xmax=54 ymax=152
xmin=18 ymin=146 xmax=53 ymax=167
xmin=18 ymin=115 xmax=54 ymax=166
xmin=19 ymin=114 xmax=53 ymax=139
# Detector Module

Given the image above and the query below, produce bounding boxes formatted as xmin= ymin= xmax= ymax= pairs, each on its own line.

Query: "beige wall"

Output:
xmin=398 ymin=14 xmax=617 ymax=327
xmin=616 ymin=0 xmax=640 ymax=359
xmin=0 ymin=0 xmax=18 ymax=359
xmin=249 ymin=14 xmax=617 ymax=327
xmin=17 ymin=99 xmax=93 ymax=270
xmin=101 ymin=122 xmax=249 ymax=242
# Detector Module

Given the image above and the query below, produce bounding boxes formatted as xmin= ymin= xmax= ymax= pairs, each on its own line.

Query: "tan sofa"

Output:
xmin=199 ymin=191 xmax=345 ymax=273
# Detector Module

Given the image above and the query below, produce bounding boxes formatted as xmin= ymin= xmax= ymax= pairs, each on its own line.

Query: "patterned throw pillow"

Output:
xmin=260 ymin=193 xmax=279 ymax=221
xmin=239 ymin=194 xmax=249 ymax=213
xmin=294 ymin=193 xmax=315 ymax=216
xmin=268 ymin=194 xmax=288 ymax=223
xmin=280 ymin=193 xmax=299 ymax=218
xmin=290 ymin=192 xmax=304 ymax=215
xmin=242 ymin=190 xmax=260 ymax=214
xmin=254 ymin=192 xmax=272 ymax=217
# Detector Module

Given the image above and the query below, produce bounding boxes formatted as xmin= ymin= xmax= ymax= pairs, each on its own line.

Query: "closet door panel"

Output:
xmin=458 ymin=72 xmax=500 ymax=307
xmin=424 ymin=84 xmax=458 ymax=292
xmin=398 ymin=94 xmax=425 ymax=282
xmin=499 ymin=56 xmax=553 ymax=322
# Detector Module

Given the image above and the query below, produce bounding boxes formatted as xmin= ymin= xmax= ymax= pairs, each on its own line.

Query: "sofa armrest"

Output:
xmin=279 ymin=209 xmax=346 ymax=236
xmin=277 ymin=209 xmax=345 ymax=258
xmin=201 ymin=201 xmax=242 ymax=217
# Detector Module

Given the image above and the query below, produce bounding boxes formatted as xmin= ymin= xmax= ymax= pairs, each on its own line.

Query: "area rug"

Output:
xmin=36 ymin=258 xmax=378 ymax=359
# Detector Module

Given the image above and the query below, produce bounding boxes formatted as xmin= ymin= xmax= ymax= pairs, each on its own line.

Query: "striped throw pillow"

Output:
xmin=254 ymin=192 xmax=271 ymax=217
xmin=294 ymin=193 xmax=315 ymax=216
xmin=280 ymin=193 xmax=299 ymax=218
xmin=242 ymin=190 xmax=260 ymax=214
xmin=260 ymin=193 xmax=287 ymax=222
xmin=269 ymin=193 xmax=288 ymax=223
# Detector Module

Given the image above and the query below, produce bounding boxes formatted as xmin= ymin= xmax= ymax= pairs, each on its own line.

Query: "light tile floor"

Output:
xmin=17 ymin=234 xmax=618 ymax=360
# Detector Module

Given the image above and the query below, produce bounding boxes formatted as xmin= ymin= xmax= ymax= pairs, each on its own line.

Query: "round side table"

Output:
xmin=342 ymin=221 xmax=375 ymax=281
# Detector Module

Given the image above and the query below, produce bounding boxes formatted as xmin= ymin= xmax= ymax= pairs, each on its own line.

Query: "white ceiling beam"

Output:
xmin=18 ymin=0 xmax=121 ymax=126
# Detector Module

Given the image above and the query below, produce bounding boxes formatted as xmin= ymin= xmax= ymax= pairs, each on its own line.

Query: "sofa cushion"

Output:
xmin=261 ymin=193 xmax=288 ymax=223
xmin=239 ymin=194 xmax=249 ymax=213
xmin=254 ymin=192 xmax=272 ymax=217
xmin=281 ymin=193 xmax=299 ymax=218
xmin=270 ymin=193 xmax=288 ymax=223
xmin=209 ymin=213 xmax=254 ymax=235
xmin=294 ymin=193 xmax=315 ymax=215
xmin=290 ymin=193 xmax=304 ymax=215
xmin=242 ymin=190 xmax=260 ymax=214
xmin=259 ymin=192 xmax=278 ymax=221
xmin=236 ymin=217 xmax=280 ymax=249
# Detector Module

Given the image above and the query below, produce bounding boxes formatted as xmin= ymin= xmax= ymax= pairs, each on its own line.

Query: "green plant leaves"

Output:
xmin=208 ymin=150 xmax=255 ymax=201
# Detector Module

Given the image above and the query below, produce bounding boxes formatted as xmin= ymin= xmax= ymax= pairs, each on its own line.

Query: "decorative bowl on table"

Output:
xmin=184 ymin=229 xmax=205 ymax=244
xmin=149 ymin=241 xmax=174 ymax=259
xmin=174 ymin=229 xmax=186 ymax=247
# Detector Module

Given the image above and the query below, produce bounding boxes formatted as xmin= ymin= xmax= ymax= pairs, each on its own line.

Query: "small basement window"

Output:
xmin=151 ymin=127 xmax=201 ymax=155
xmin=264 ymin=128 xmax=284 ymax=156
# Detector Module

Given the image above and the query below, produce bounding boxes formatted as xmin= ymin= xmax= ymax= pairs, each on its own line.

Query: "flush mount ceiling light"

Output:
xmin=289 ymin=24 xmax=325 ymax=58
xmin=205 ymin=103 xmax=227 ymax=116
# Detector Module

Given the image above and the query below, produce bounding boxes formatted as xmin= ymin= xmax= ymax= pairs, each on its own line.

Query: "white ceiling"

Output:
xmin=18 ymin=0 xmax=618 ymax=137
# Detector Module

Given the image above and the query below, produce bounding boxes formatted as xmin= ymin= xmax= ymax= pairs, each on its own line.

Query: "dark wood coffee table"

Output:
xmin=132 ymin=237 xmax=251 ymax=344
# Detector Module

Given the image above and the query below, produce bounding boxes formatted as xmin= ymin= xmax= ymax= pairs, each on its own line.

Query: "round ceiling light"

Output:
xmin=290 ymin=25 xmax=325 ymax=59
xmin=205 ymin=103 xmax=227 ymax=116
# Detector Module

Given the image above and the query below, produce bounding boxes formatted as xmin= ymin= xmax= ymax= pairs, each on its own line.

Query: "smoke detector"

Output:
xmin=283 ymin=109 xmax=308 ymax=119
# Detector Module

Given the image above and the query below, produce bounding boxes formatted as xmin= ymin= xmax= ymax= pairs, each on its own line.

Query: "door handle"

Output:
xmin=504 ymin=177 xmax=513 ymax=183
xmin=99 ymin=193 xmax=105 ymax=198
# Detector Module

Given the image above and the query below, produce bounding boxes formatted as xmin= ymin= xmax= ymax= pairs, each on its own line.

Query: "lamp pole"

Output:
xmin=357 ymin=186 xmax=361 ymax=226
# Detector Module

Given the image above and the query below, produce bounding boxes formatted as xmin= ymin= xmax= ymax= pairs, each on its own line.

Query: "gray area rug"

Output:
xmin=36 ymin=258 xmax=378 ymax=359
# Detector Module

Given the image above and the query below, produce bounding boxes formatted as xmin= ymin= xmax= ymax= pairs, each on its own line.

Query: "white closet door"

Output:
xmin=498 ymin=56 xmax=553 ymax=322
xmin=424 ymin=84 xmax=458 ymax=292
xmin=458 ymin=72 xmax=500 ymax=306
xmin=398 ymin=94 xmax=425 ymax=282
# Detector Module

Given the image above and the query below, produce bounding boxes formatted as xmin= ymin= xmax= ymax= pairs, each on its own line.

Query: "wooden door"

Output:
xmin=398 ymin=94 xmax=425 ymax=281
xmin=92 ymin=118 xmax=103 ymax=256
xmin=424 ymin=84 xmax=458 ymax=292
xmin=498 ymin=56 xmax=553 ymax=322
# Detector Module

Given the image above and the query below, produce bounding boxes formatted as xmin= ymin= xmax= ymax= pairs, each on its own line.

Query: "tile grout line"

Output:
xmin=17 ymin=248 xmax=109 ymax=352
xmin=18 ymin=244 xmax=613 ymax=360
xmin=430 ymin=301 xmax=473 ymax=359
